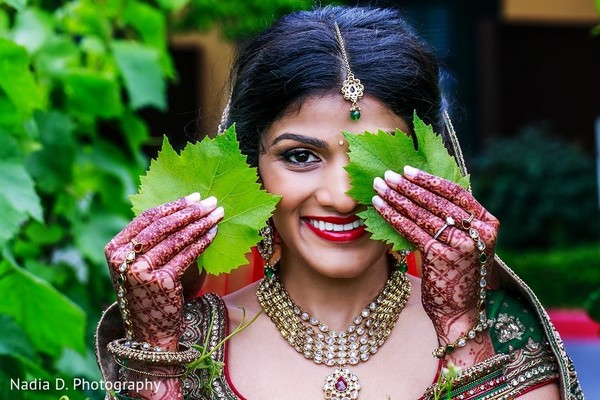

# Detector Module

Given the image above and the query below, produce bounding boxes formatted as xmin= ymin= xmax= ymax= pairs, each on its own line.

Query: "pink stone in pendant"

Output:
xmin=335 ymin=376 xmax=348 ymax=392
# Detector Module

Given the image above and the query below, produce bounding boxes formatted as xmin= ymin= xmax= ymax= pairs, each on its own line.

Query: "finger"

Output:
xmin=133 ymin=197 xmax=219 ymax=253
xmin=403 ymin=166 xmax=500 ymax=230
xmin=403 ymin=166 xmax=482 ymax=213
xmin=376 ymin=173 xmax=498 ymax=254
xmin=372 ymin=195 xmax=434 ymax=249
xmin=374 ymin=177 xmax=457 ymax=243
xmin=385 ymin=169 xmax=500 ymax=232
xmin=383 ymin=169 xmax=473 ymax=222
xmin=139 ymin=206 xmax=224 ymax=270
xmin=373 ymin=194 xmax=480 ymax=255
xmin=165 ymin=226 xmax=219 ymax=278
xmin=106 ymin=193 xmax=202 ymax=256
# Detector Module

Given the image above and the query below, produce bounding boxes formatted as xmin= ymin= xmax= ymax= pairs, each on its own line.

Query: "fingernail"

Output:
xmin=200 ymin=196 xmax=217 ymax=208
xmin=404 ymin=165 xmax=420 ymax=178
xmin=372 ymin=195 xmax=386 ymax=208
xmin=373 ymin=177 xmax=389 ymax=192
xmin=208 ymin=225 xmax=218 ymax=236
xmin=209 ymin=206 xmax=224 ymax=220
xmin=384 ymin=170 xmax=403 ymax=185
xmin=185 ymin=192 xmax=201 ymax=203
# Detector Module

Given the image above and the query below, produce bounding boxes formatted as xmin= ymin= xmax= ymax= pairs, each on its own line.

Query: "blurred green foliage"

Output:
xmin=471 ymin=128 xmax=600 ymax=250
xmin=172 ymin=0 xmax=330 ymax=40
xmin=472 ymin=128 xmax=600 ymax=314
xmin=0 ymin=0 xmax=322 ymax=398
xmin=501 ymin=243 xmax=600 ymax=308
xmin=587 ymin=288 xmax=600 ymax=323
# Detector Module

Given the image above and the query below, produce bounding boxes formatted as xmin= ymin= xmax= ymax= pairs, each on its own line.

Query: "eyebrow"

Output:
xmin=269 ymin=133 xmax=329 ymax=149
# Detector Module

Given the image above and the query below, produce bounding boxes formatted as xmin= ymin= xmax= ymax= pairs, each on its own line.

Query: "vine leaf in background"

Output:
xmin=130 ymin=126 xmax=280 ymax=275
xmin=344 ymin=112 xmax=470 ymax=250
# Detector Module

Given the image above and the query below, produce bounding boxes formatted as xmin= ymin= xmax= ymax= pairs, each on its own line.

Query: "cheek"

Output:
xmin=261 ymin=170 xmax=316 ymax=234
xmin=258 ymin=156 xmax=321 ymax=230
xmin=260 ymin=161 xmax=315 ymax=200
xmin=270 ymin=190 xmax=303 ymax=248
xmin=270 ymin=180 xmax=306 ymax=225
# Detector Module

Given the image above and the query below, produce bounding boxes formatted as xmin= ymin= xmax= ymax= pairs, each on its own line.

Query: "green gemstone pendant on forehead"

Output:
xmin=341 ymin=73 xmax=364 ymax=121
xmin=335 ymin=23 xmax=364 ymax=121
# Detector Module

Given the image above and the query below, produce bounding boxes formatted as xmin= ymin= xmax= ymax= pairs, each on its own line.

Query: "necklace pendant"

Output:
xmin=323 ymin=368 xmax=360 ymax=400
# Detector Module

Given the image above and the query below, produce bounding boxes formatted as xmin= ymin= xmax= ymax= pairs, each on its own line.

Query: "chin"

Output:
xmin=279 ymin=223 xmax=390 ymax=280
xmin=304 ymin=248 xmax=387 ymax=280
xmin=315 ymin=264 xmax=366 ymax=280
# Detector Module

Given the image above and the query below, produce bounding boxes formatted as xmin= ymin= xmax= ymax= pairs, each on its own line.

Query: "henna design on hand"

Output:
xmin=373 ymin=168 xmax=498 ymax=365
xmin=103 ymin=195 xmax=222 ymax=400
xmin=104 ymin=194 xmax=223 ymax=350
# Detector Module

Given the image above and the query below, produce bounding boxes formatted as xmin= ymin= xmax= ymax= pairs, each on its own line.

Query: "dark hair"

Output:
xmin=225 ymin=6 xmax=448 ymax=167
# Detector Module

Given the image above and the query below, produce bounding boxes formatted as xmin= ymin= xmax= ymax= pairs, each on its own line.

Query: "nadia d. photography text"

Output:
xmin=10 ymin=378 xmax=160 ymax=393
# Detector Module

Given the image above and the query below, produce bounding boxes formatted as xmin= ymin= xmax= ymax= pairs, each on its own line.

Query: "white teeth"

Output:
xmin=308 ymin=219 xmax=364 ymax=232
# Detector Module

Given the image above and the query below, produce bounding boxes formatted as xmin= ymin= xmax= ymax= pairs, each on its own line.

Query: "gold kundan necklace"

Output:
xmin=256 ymin=268 xmax=411 ymax=400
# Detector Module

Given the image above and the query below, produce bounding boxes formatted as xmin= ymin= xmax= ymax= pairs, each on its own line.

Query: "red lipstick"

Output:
xmin=303 ymin=216 xmax=367 ymax=242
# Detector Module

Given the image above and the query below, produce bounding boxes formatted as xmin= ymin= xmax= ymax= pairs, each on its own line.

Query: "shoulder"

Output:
xmin=223 ymin=280 xmax=261 ymax=308
xmin=187 ymin=280 xmax=261 ymax=321
xmin=223 ymin=281 xmax=262 ymax=326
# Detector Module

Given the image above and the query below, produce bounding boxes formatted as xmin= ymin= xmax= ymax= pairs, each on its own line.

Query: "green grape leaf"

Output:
xmin=123 ymin=1 xmax=166 ymax=51
xmin=0 ymin=38 xmax=44 ymax=114
xmin=11 ymin=7 xmax=54 ymax=53
xmin=112 ymin=40 xmax=166 ymax=111
xmin=0 ymin=315 xmax=38 ymax=364
xmin=130 ymin=126 xmax=280 ymax=275
xmin=0 ymin=133 xmax=43 ymax=244
xmin=155 ymin=0 xmax=190 ymax=11
xmin=34 ymin=36 xmax=81 ymax=79
xmin=25 ymin=111 xmax=76 ymax=194
xmin=3 ymin=0 xmax=28 ymax=13
xmin=63 ymin=70 xmax=123 ymax=118
xmin=344 ymin=112 xmax=470 ymax=250
xmin=0 ymin=259 xmax=86 ymax=358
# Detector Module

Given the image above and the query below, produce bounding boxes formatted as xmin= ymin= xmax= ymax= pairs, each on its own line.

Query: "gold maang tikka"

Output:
xmin=334 ymin=22 xmax=364 ymax=121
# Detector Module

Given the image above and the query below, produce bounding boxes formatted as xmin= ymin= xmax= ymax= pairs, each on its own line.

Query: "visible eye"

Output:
xmin=282 ymin=149 xmax=320 ymax=165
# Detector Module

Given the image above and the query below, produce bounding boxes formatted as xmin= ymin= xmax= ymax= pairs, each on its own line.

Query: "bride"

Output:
xmin=96 ymin=5 xmax=582 ymax=400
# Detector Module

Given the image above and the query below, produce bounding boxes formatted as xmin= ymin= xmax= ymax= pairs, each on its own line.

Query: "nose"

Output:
xmin=314 ymin=159 xmax=358 ymax=214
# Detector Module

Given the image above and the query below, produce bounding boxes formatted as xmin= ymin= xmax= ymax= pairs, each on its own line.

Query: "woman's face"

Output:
xmin=258 ymin=94 xmax=410 ymax=279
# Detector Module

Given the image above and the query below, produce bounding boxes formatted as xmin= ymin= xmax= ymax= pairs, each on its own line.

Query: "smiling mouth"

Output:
xmin=306 ymin=218 xmax=364 ymax=232
xmin=303 ymin=216 xmax=367 ymax=242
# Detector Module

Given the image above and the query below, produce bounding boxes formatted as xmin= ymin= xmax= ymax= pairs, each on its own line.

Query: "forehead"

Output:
xmin=264 ymin=94 xmax=410 ymax=142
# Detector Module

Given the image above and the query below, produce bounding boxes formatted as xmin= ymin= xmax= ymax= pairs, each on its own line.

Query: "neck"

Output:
xmin=277 ymin=250 xmax=392 ymax=332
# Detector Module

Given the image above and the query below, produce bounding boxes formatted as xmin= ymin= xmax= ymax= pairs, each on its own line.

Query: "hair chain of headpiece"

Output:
xmin=217 ymin=96 xmax=232 ymax=134
xmin=443 ymin=110 xmax=471 ymax=193
xmin=334 ymin=22 xmax=364 ymax=121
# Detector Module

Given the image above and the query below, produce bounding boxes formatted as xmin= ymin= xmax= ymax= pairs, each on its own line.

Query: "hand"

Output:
xmin=104 ymin=193 xmax=224 ymax=350
xmin=372 ymin=166 xmax=498 ymax=363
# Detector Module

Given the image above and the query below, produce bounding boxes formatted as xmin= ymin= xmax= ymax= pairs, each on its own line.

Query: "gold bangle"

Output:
xmin=108 ymin=338 xmax=200 ymax=365
xmin=114 ymin=357 xmax=187 ymax=378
